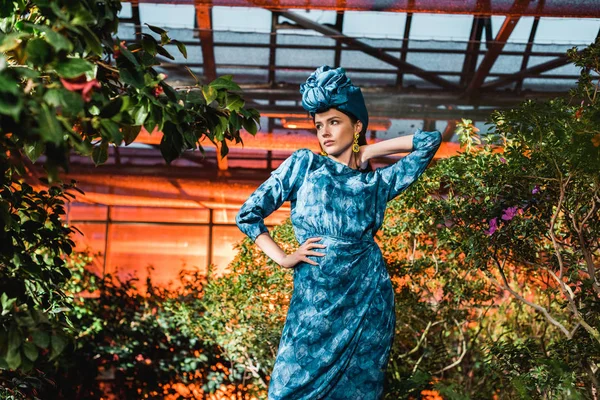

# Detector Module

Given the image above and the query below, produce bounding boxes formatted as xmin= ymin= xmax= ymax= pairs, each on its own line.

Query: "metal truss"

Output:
xmin=121 ymin=1 xmax=600 ymax=145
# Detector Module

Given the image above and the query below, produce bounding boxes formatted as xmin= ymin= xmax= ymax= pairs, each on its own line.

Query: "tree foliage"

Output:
xmin=0 ymin=0 xmax=258 ymax=393
xmin=0 ymin=0 xmax=259 ymax=182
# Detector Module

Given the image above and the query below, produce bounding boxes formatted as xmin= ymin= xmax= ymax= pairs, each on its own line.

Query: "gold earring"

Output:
xmin=320 ymin=147 xmax=328 ymax=156
xmin=352 ymin=132 xmax=360 ymax=153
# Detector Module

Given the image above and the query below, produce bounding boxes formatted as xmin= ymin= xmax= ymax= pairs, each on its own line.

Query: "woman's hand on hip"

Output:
xmin=280 ymin=237 xmax=326 ymax=269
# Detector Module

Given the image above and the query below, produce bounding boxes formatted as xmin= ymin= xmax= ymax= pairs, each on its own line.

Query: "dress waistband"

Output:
xmin=310 ymin=233 xmax=375 ymax=244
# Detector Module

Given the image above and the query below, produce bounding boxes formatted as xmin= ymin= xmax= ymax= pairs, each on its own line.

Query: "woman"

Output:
xmin=236 ymin=66 xmax=442 ymax=399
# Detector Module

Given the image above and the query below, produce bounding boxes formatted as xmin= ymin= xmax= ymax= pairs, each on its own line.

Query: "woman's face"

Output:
xmin=314 ymin=108 xmax=362 ymax=157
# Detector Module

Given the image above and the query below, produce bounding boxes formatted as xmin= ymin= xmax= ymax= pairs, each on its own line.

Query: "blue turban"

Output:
xmin=300 ymin=66 xmax=369 ymax=130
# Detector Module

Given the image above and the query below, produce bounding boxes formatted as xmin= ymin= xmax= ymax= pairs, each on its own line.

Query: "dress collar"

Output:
xmin=317 ymin=153 xmax=362 ymax=174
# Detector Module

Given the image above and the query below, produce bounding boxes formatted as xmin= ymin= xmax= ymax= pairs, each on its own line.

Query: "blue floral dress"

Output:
xmin=236 ymin=129 xmax=442 ymax=399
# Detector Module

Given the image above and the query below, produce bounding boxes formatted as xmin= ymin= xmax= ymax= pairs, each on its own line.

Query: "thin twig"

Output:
xmin=490 ymin=255 xmax=571 ymax=338
xmin=433 ymin=318 xmax=468 ymax=374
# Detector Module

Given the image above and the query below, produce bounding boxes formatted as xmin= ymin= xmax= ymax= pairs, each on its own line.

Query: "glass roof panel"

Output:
xmin=502 ymin=16 xmax=535 ymax=43
xmin=346 ymin=72 xmax=397 ymax=86
xmin=379 ymin=119 xmax=424 ymax=139
xmin=341 ymin=48 xmax=395 ymax=70
xmin=488 ymin=54 xmax=526 ymax=74
xmin=343 ymin=11 xmax=407 ymax=39
xmin=279 ymin=10 xmax=338 ymax=36
xmin=138 ymin=3 xmax=195 ymax=28
xmin=215 ymin=67 xmax=267 ymax=83
xmin=214 ymin=31 xmax=271 ymax=44
xmin=276 ymin=33 xmax=336 ymax=46
xmin=406 ymin=43 xmax=466 ymax=72
xmin=410 ymin=13 xmax=473 ymax=41
xmin=527 ymin=55 xmax=581 ymax=76
xmin=118 ymin=2 xmax=132 ymax=19
xmin=215 ymin=46 xmax=268 ymax=65
xmin=212 ymin=6 xmax=272 ymax=32
xmin=276 ymin=48 xmax=334 ymax=67
xmin=535 ymin=17 xmax=600 ymax=44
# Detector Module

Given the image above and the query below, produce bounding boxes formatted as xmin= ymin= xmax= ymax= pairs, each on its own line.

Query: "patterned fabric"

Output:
xmin=236 ymin=129 xmax=443 ymax=399
xmin=300 ymin=66 xmax=369 ymax=129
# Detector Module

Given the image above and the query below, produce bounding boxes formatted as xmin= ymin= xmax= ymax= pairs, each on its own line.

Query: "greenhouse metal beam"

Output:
xmin=460 ymin=15 xmax=487 ymax=87
xmin=194 ymin=4 xmax=216 ymax=82
xmin=515 ymin=15 xmax=540 ymax=92
xmin=279 ymin=11 xmax=460 ymax=90
xmin=137 ymin=0 xmax=600 ymax=18
xmin=333 ymin=11 xmax=344 ymax=68
xmin=237 ymin=85 xmax=563 ymax=106
xmin=396 ymin=9 xmax=413 ymax=86
xmin=150 ymin=39 xmax=572 ymax=58
xmin=480 ymin=55 xmax=572 ymax=90
xmin=465 ymin=14 xmax=520 ymax=96
xmin=256 ymin=104 xmax=502 ymax=120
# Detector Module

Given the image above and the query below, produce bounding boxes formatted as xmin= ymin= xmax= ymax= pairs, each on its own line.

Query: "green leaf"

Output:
xmin=8 ymin=324 xmax=21 ymax=353
xmin=23 ymin=141 xmax=45 ymax=162
xmin=226 ymin=93 xmax=245 ymax=112
xmin=92 ymin=141 xmax=109 ymax=165
xmin=141 ymin=34 xmax=157 ymax=56
xmin=146 ymin=24 xmax=167 ymax=35
xmin=39 ymin=103 xmax=64 ymax=144
xmin=80 ymin=26 xmax=103 ymax=56
xmin=25 ymin=38 xmax=52 ymax=65
xmin=43 ymin=88 xmax=84 ymax=115
xmin=219 ymin=139 xmax=229 ymax=158
xmin=209 ymin=75 xmax=241 ymax=91
xmin=50 ymin=333 xmax=68 ymax=360
xmin=172 ymin=40 xmax=187 ymax=58
xmin=133 ymin=106 xmax=149 ymax=126
xmin=242 ymin=117 xmax=258 ymax=135
xmin=202 ymin=85 xmax=218 ymax=104
xmin=118 ymin=44 xmax=140 ymax=67
xmin=160 ymin=32 xmax=169 ymax=45
xmin=160 ymin=122 xmax=184 ymax=163
xmin=71 ymin=9 xmax=96 ymax=26
xmin=100 ymin=97 xmax=123 ymax=119
xmin=0 ymin=74 xmax=20 ymax=95
xmin=229 ymin=111 xmax=241 ymax=132
xmin=100 ymin=119 xmax=122 ymax=143
xmin=185 ymin=90 xmax=205 ymax=105
xmin=143 ymin=116 xmax=156 ymax=133
xmin=156 ymin=45 xmax=174 ymax=60
xmin=30 ymin=24 xmax=73 ymax=52
xmin=216 ymin=115 xmax=228 ymax=141
xmin=1 ymin=294 xmax=16 ymax=314
xmin=5 ymin=348 xmax=21 ymax=370
xmin=54 ymin=57 xmax=94 ymax=78
xmin=162 ymin=83 xmax=178 ymax=102
xmin=32 ymin=331 xmax=49 ymax=349
xmin=119 ymin=68 xmax=145 ymax=89
xmin=22 ymin=342 xmax=38 ymax=362
xmin=0 ymin=32 xmax=29 ymax=52
xmin=183 ymin=129 xmax=197 ymax=148
xmin=122 ymin=125 xmax=141 ymax=145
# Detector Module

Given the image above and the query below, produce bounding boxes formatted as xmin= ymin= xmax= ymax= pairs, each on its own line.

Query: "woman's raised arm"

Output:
xmin=372 ymin=129 xmax=442 ymax=202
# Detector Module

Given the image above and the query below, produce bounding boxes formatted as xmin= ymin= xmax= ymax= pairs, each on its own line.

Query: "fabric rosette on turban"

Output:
xmin=300 ymin=65 xmax=369 ymax=129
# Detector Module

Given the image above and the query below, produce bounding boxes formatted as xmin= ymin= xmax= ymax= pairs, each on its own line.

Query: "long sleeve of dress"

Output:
xmin=236 ymin=149 xmax=310 ymax=242
xmin=376 ymin=129 xmax=442 ymax=202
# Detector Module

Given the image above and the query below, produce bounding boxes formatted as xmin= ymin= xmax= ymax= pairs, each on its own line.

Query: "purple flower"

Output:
xmin=532 ymin=185 xmax=540 ymax=194
xmin=484 ymin=217 xmax=498 ymax=236
xmin=499 ymin=157 xmax=507 ymax=164
xmin=501 ymin=206 xmax=520 ymax=221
